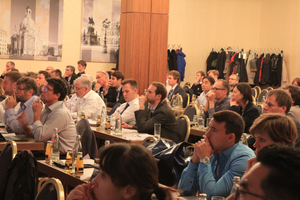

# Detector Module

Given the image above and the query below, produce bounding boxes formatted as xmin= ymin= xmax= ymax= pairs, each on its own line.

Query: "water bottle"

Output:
xmin=74 ymin=135 xmax=82 ymax=159
xmin=115 ymin=110 xmax=122 ymax=136
xmin=50 ymin=128 xmax=60 ymax=163
xmin=100 ymin=91 xmax=105 ymax=100
xmin=100 ymin=106 xmax=106 ymax=130
xmin=230 ymin=176 xmax=241 ymax=194
xmin=110 ymin=115 xmax=116 ymax=133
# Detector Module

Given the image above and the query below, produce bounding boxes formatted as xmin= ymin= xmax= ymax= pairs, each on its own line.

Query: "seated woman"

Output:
xmin=292 ymin=77 xmax=300 ymax=86
xmin=246 ymin=113 xmax=297 ymax=171
xmin=67 ymin=143 xmax=173 ymax=200
xmin=230 ymin=83 xmax=260 ymax=133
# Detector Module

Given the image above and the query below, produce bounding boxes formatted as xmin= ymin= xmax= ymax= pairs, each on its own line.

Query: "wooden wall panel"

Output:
xmin=151 ymin=0 xmax=169 ymax=14
xmin=123 ymin=0 xmax=151 ymax=13
xmin=149 ymin=14 xmax=168 ymax=84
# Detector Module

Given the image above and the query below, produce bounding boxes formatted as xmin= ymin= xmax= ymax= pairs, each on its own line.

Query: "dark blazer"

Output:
xmin=191 ymin=83 xmax=202 ymax=96
xmin=106 ymin=87 xmax=125 ymax=108
xmin=171 ymin=84 xmax=188 ymax=108
xmin=77 ymin=71 xmax=85 ymax=77
xmin=135 ymin=101 xmax=180 ymax=143
xmin=65 ymin=73 xmax=78 ymax=85
xmin=230 ymin=101 xmax=260 ymax=133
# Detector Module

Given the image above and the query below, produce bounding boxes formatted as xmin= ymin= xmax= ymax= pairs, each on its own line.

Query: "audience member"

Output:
xmin=67 ymin=143 xmax=173 ymax=200
xmin=230 ymin=83 xmax=260 ymax=133
xmin=63 ymin=65 xmax=78 ymax=85
xmin=24 ymin=71 xmax=38 ymax=79
xmin=110 ymin=67 xmax=117 ymax=73
xmin=51 ymin=69 xmax=70 ymax=95
xmin=207 ymin=69 xmax=219 ymax=81
xmin=77 ymin=60 xmax=86 ymax=77
xmin=45 ymin=66 xmax=54 ymax=74
xmin=191 ymin=71 xmax=205 ymax=96
xmin=71 ymin=75 xmax=105 ymax=121
xmin=93 ymin=71 xmax=111 ymax=96
xmin=197 ymin=76 xmax=214 ymax=106
xmin=111 ymin=79 xmax=139 ymax=126
xmin=0 ymin=71 xmax=23 ymax=122
xmin=37 ymin=70 xmax=51 ymax=96
xmin=179 ymin=110 xmax=255 ymax=199
xmin=0 ymin=79 xmax=6 ymax=101
xmin=228 ymin=74 xmax=239 ymax=97
xmin=226 ymin=144 xmax=300 ymax=200
xmin=106 ymin=71 xmax=125 ymax=108
xmin=285 ymin=85 xmax=300 ymax=122
xmin=167 ymin=70 xmax=188 ymax=108
xmin=204 ymin=79 xmax=231 ymax=118
xmin=4 ymin=77 xmax=38 ymax=134
xmin=1 ymin=61 xmax=15 ymax=79
xmin=292 ymin=77 xmax=300 ymax=86
xmin=134 ymin=82 xmax=179 ymax=143
xmin=18 ymin=78 xmax=76 ymax=153
xmin=263 ymin=89 xmax=300 ymax=147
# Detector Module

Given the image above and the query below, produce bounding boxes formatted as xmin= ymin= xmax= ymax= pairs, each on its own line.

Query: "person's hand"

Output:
xmin=191 ymin=143 xmax=200 ymax=164
xmin=17 ymin=112 xmax=28 ymax=128
xmin=66 ymin=182 xmax=94 ymax=200
xmin=2 ymin=69 xmax=8 ymax=76
xmin=230 ymin=97 xmax=239 ymax=107
xmin=32 ymin=98 xmax=43 ymax=121
xmin=206 ymin=91 xmax=216 ymax=102
xmin=122 ymin=122 xmax=132 ymax=129
xmin=195 ymin=135 xmax=214 ymax=160
xmin=6 ymin=92 xmax=17 ymax=109
xmin=138 ymin=95 xmax=146 ymax=110
xmin=245 ymin=157 xmax=257 ymax=173
xmin=94 ymin=83 xmax=101 ymax=91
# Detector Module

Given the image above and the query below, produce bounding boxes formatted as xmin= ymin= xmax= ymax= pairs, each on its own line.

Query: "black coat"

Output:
xmin=135 ymin=101 xmax=180 ymax=143
xmin=65 ymin=73 xmax=78 ymax=85
xmin=106 ymin=87 xmax=125 ymax=108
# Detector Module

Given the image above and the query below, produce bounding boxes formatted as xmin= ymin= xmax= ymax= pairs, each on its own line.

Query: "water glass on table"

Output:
xmin=197 ymin=117 xmax=204 ymax=130
xmin=154 ymin=123 xmax=161 ymax=139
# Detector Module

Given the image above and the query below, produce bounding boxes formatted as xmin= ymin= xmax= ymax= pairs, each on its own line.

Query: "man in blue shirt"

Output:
xmin=178 ymin=110 xmax=255 ymax=199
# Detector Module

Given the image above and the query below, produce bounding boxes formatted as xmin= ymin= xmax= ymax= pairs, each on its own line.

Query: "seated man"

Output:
xmin=71 ymin=75 xmax=105 ymax=121
xmin=51 ymin=69 xmax=70 ymax=95
xmin=0 ymin=71 xmax=23 ymax=122
xmin=197 ymin=76 xmax=215 ymax=106
xmin=111 ymin=79 xmax=139 ymax=126
xmin=228 ymin=74 xmax=239 ymax=97
xmin=226 ymin=144 xmax=300 ymax=200
xmin=37 ymin=70 xmax=51 ymax=97
xmin=106 ymin=71 xmax=125 ymax=108
xmin=167 ymin=70 xmax=188 ymax=108
xmin=191 ymin=71 xmax=205 ymax=96
xmin=178 ymin=110 xmax=255 ymax=199
xmin=77 ymin=60 xmax=86 ymax=77
xmin=134 ymin=82 xmax=180 ymax=143
xmin=93 ymin=71 xmax=111 ymax=96
xmin=63 ymin=65 xmax=78 ymax=85
xmin=19 ymin=78 xmax=76 ymax=153
xmin=1 ymin=61 xmax=15 ymax=79
xmin=4 ymin=77 xmax=39 ymax=133
xmin=208 ymin=69 xmax=219 ymax=82
xmin=204 ymin=79 xmax=231 ymax=118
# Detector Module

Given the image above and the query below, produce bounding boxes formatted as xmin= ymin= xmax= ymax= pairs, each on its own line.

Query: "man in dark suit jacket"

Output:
xmin=134 ymin=82 xmax=180 ymax=143
xmin=77 ymin=60 xmax=86 ymax=77
xmin=64 ymin=65 xmax=78 ymax=85
xmin=106 ymin=71 xmax=125 ymax=107
xmin=167 ymin=70 xmax=188 ymax=108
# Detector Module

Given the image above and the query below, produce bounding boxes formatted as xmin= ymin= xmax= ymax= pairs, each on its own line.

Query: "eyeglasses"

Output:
xmin=211 ymin=87 xmax=225 ymax=91
xmin=229 ymin=78 xmax=236 ymax=81
xmin=42 ymin=85 xmax=53 ymax=92
xmin=234 ymin=184 xmax=270 ymax=200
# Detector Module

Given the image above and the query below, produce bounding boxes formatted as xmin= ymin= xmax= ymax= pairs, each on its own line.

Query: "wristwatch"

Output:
xmin=200 ymin=157 xmax=210 ymax=164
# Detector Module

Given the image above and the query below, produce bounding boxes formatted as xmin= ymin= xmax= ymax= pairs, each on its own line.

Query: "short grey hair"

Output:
xmin=74 ymin=75 xmax=92 ymax=90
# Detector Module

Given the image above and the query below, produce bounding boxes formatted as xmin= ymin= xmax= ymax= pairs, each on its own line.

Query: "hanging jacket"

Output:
xmin=216 ymin=50 xmax=226 ymax=79
xmin=206 ymin=51 xmax=218 ymax=72
xmin=168 ymin=49 xmax=177 ymax=71
xmin=224 ymin=53 xmax=231 ymax=81
xmin=254 ymin=54 xmax=264 ymax=84
xmin=261 ymin=54 xmax=271 ymax=85
xmin=176 ymin=51 xmax=186 ymax=81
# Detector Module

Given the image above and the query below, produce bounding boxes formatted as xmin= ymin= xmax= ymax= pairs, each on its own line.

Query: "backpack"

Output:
xmin=4 ymin=150 xmax=38 ymax=200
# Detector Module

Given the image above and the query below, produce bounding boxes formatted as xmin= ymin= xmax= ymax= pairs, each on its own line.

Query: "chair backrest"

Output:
xmin=183 ymin=104 xmax=200 ymax=122
xmin=266 ymin=87 xmax=273 ymax=91
xmin=176 ymin=115 xmax=191 ymax=142
xmin=4 ymin=150 xmax=38 ymax=200
xmin=142 ymin=136 xmax=158 ymax=147
xmin=252 ymin=95 xmax=256 ymax=105
xmin=257 ymin=104 xmax=263 ymax=114
xmin=257 ymin=89 xmax=268 ymax=103
xmin=254 ymin=86 xmax=261 ymax=99
xmin=170 ymin=94 xmax=183 ymax=108
xmin=0 ymin=141 xmax=17 ymax=198
xmin=35 ymin=178 xmax=64 ymax=200
xmin=76 ymin=118 xmax=98 ymax=159
xmin=108 ymin=102 xmax=121 ymax=116
xmin=184 ymin=82 xmax=191 ymax=88
xmin=251 ymin=88 xmax=257 ymax=99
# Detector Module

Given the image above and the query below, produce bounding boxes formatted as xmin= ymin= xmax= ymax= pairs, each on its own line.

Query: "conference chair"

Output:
xmin=176 ymin=115 xmax=191 ymax=142
xmin=170 ymin=94 xmax=183 ymax=108
xmin=251 ymin=88 xmax=257 ymax=99
xmin=35 ymin=178 xmax=64 ymax=200
xmin=266 ymin=86 xmax=273 ymax=91
xmin=254 ymin=86 xmax=261 ymax=100
xmin=257 ymin=89 xmax=268 ymax=104
xmin=142 ymin=136 xmax=158 ymax=147
xmin=183 ymin=104 xmax=199 ymax=122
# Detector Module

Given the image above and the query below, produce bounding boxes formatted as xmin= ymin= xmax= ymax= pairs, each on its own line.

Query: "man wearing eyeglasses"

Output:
xmin=204 ymin=79 xmax=231 ymax=118
xmin=226 ymin=144 xmax=300 ymax=200
xmin=19 ymin=78 xmax=77 ymax=153
xmin=228 ymin=74 xmax=239 ymax=97
xmin=179 ymin=110 xmax=255 ymax=199
xmin=3 ymin=77 xmax=39 ymax=134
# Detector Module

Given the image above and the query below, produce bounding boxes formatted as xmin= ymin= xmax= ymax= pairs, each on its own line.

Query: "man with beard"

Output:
xmin=0 ymin=71 xmax=22 ymax=122
xmin=134 ymin=82 xmax=179 ymax=143
xmin=4 ymin=77 xmax=39 ymax=133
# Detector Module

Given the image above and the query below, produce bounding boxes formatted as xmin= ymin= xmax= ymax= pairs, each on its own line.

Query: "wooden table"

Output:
xmin=190 ymin=128 xmax=206 ymax=137
xmin=0 ymin=136 xmax=44 ymax=151
xmin=91 ymin=127 xmax=152 ymax=144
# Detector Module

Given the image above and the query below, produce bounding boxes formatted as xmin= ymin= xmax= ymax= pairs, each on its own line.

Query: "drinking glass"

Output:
xmin=206 ymin=117 xmax=212 ymax=128
xmin=45 ymin=141 xmax=52 ymax=163
xmin=197 ymin=117 xmax=204 ymax=130
xmin=154 ymin=123 xmax=161 ymax=139
xmin=211 ymin=196 xmax=225 ymax=200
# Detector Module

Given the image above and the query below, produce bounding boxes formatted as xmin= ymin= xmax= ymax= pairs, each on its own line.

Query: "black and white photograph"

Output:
xmin=0 ymin=0 xmax=63 ymax=61
xmin=81 ymin=0 xmax=120 ymax=63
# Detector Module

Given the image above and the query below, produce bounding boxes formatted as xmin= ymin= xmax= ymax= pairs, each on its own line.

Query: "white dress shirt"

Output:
xmin=71 ymin=90 xmax=105 ymax=121
xmin=66 ymin=93 xmax=78 ymax=110
xmin=111 ymin=98 xmax=139 ymax=126
xmin=0 ymin=97 xmax=20 ymax=123
xmin=198 ymin=90 xmax=211 ymax=106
